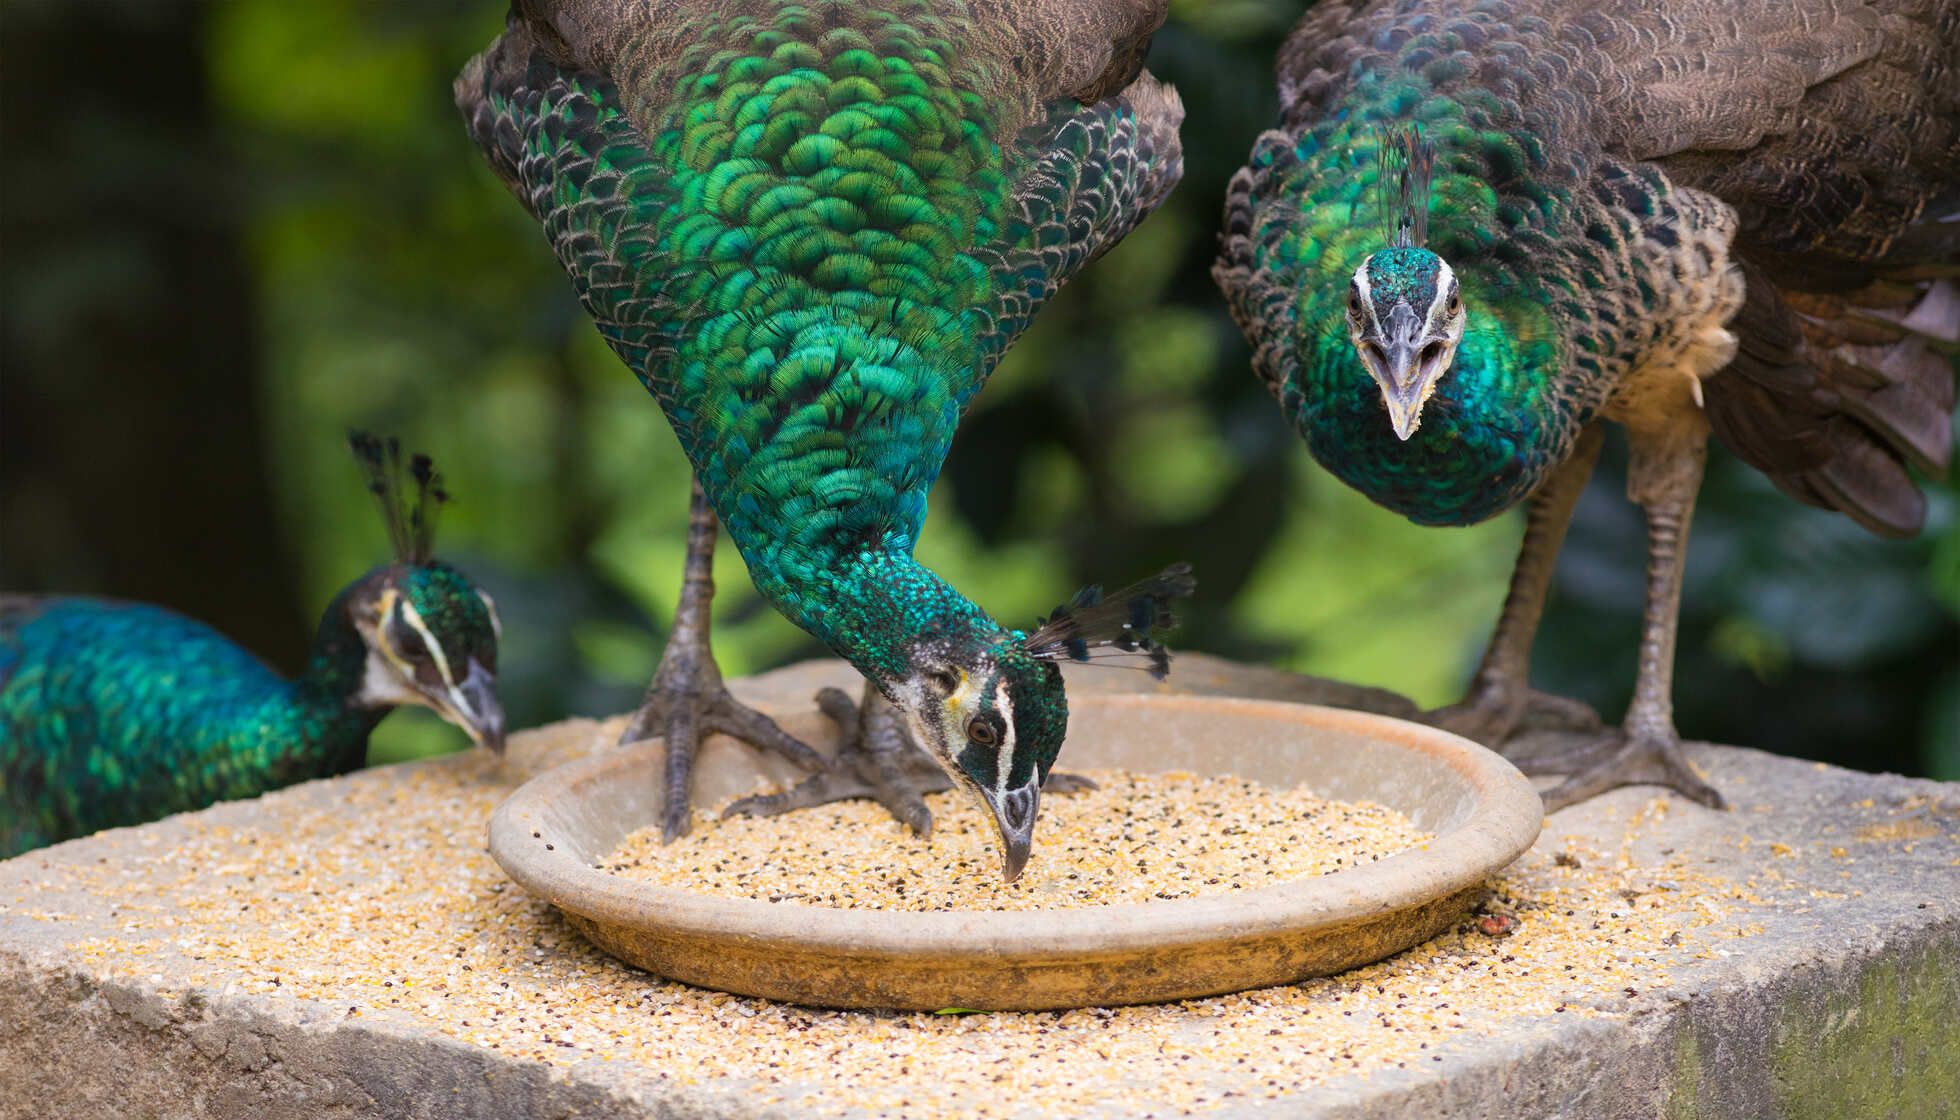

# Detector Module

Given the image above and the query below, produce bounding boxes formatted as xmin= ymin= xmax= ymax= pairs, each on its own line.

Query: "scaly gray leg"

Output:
xmin=1530 ymin=419 xmax=1725 ymax=813
xmin=620 ymin=479 xmax=829 ymax=840
xmin=724 ymin=683 xmax=1098 ymax=838
xmin=1428 ymin=425 xmax=1606 ymax=743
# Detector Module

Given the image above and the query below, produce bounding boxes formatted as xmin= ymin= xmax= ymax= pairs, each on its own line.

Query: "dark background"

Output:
xmin=3 ymin=0 xmax=1954 ymax=775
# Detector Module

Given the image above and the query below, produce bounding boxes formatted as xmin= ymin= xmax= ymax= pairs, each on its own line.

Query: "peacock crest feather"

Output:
xmin=1373 ymin=123 xmax=1433 ymax=250
xmin=349 ymin=431 xmax=449 ymax=567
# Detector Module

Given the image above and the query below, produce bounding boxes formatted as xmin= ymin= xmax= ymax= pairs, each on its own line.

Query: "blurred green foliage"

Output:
xmin=4 ymin=0 xmax=1954 ymax=776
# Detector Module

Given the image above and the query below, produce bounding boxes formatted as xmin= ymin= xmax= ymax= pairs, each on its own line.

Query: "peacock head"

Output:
xmin=1347 ymin=245 xmax=1465 ymax=440
xmin=348 ymin=562 xmax=506 ymax=753
xmin=886 ymin=564 xmax=1195 ymax=882
xmin=344 ymin=432 xmax=507 ymax=753
xmin=1346 ymin=123 xmax=1464 ymax=441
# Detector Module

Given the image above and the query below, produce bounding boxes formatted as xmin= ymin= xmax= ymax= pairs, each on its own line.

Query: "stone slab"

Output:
xmin=2 ymin=656 xmax=1957 ymax=1119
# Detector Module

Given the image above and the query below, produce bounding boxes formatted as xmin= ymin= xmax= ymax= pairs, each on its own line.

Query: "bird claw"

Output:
xmin=723 ymin=685 xmax=949 ymax=837
xmin=620 ymin=666 xmax=829 ymax=843
xmin=1042 ymin=771 xmax=1099 ymax=795
xmin=1426 ymin=684 xmax=1602 ymax=746
xmin=1529 ymin=730 xmax=1726 ymax=814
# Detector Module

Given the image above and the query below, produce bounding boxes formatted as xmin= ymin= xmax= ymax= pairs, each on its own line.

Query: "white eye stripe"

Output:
xmin=1428 ymin=259 xmax=1460 ymax=324
xmin=397 ymin=599 xmax=455 ymax=689
xmin=1351 ymin=264 xmax=1374 ymax=319
xmin=991 ymin=679 xmax=1016 ymax=799
xmin=477 ymin=589 xmax=502 ymax=640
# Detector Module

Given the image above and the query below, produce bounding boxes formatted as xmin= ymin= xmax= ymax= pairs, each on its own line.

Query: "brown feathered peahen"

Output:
xmin=1215 ymin=0 xmax=1958 ymax=811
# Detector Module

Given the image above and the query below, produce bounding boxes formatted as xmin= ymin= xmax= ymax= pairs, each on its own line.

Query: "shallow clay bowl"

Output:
xmin=489 ymin=694 xmax=1541 ymax=1011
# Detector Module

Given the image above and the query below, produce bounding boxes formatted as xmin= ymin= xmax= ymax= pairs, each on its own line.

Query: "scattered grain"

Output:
xmin=604 ymin=770 xmax=1430 ymax=911
xmin=6 ymin=738 xmax=1870 ymax=1119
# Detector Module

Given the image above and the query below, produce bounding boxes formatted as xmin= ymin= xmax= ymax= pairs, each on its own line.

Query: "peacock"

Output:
xmin=0 ymin=434 xmax=506 ymax=858
xmin=456 ymin=0 xmax=1191 ymax=879
xmin=1215 ymin=0 xmax=1958 ymax=811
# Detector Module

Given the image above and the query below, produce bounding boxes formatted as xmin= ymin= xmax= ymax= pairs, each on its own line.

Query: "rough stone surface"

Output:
xmin=2 ymin=655 xmax=1956 ymax=1119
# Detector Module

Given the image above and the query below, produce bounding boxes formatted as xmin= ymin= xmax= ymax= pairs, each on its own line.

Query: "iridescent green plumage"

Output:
xmin=457 ymin=0 xmax=1186 ymax=871
xmin=0 ymin=439 xmax=505 ymax=858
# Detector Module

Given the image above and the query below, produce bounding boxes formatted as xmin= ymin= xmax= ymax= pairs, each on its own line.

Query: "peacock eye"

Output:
xmin=1447 ymin=289 xmax=1462 ymax=316
xmin=1348 ymin=287 xmax=1364 ymax=315
xmin=966 ymin=717 xmax=999 ymax=747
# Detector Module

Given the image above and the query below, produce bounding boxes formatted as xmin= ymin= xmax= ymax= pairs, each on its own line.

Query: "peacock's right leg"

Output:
xmin=620 ymin=479 xmax=830 ymax=841
xmin=1528 ymin=415 xmax=1726 ymax=814
xmin=723 ymin=683 xmax=1097 ymax=837
xmin=1427 ymin=424 xmax=1606 ymax=743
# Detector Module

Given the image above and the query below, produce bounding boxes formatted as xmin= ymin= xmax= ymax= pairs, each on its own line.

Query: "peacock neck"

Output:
xmin=1265 ymin=73 xmax=1617 ymax=526
xmin=276 ymin=584 xmax=389 ymax=779
xmin=753 ymin=545 xmax=999 ymax=689
xmin=1293 ymin=291 xmax=1579 ymax=526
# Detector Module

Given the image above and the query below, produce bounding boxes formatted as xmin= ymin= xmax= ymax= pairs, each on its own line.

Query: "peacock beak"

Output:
xmin=444 ymin=657 xmax=506 ymax=754
xmin=983 ymin=778 xmax=1042 ymax=883
xmin=1365 ymin=302 xmax=1449 ymax=442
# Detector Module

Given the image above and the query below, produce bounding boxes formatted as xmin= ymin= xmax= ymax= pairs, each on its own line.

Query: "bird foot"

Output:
xmin=723 ymin=686 xmax=948 ymax=836
xmin=1041 ymin=771 xmax=1099 ymax=795
xmin=722 ymin=687 xmax=1099 ymax=836
xmin=619 ymin=658 xmax=830 ymax=842
xmin=1526 ymin=729 xmax=1727 ymax=814
xmin=1425 ymin=683 xmax=1602 ymax=746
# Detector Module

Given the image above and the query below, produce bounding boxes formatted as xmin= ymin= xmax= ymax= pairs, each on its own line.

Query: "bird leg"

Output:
xmin=620 ymin=480 xmax=830 ymax=840
xmin=723 ymin=683 xmax=1098 ymax=837
xmin=1531 ymin=418 xmax=1726 ymax=813
xmin=1428 ymin=425 xmax=1606 ymax=743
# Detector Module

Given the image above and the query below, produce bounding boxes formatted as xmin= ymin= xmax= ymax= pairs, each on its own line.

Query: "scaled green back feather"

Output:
xmin=456 ymin=1 xmax=1184 ymax=766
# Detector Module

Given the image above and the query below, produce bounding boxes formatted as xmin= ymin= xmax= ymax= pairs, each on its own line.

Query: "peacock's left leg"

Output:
xmin=723 ymin=683 xmax=1096 ymax=837
xmin=1527 ymin=417 xmax=1725 ymax=813
xmin=621 ymin=479 xmax=830 ymax=840
xmin=1428 ymin=425 xmax=1606 ymax=743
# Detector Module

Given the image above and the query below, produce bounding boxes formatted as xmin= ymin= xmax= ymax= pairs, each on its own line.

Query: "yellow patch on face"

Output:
xmin=372 ymin=589 xmax=410 ymax=674
xmin=946 ymin=670 xmax=981 ymax=717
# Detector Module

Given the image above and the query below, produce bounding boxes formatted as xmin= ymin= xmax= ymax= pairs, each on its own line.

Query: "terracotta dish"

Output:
xmin=488 ymin=694 xmax=1542 ymax=1010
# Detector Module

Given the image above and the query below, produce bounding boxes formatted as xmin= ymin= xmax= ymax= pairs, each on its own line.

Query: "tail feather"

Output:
xmin=1806 ymin=429 xmax=1927 ymax=538
xmin=1830 ymin=340 xmax=1955 ymax=476
xmin=1708 ymin=266 xmax=1954 ymax=538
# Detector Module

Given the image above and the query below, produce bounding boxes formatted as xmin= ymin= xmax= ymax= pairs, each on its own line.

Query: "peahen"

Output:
xmin=1215 ymin=0 xmax=1958 ymax=811
xmin=0 ymin=434 xmax=506 ymax=858
xmin=456 ymin=0 xmax=1190 ymax=879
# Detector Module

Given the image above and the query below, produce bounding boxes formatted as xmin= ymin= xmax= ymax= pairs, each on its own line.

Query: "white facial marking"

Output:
xmin=1428 ymin=259 xmax=1458 ymax=327
xmin=991 ymin=677 xmax=1017 ymax=800
xmin=397 ymin=599 xmax=455 ymax=690
xmin=477 ymin=589 xmax=502 ymax=640
xmin=356 ymin=648 xmax=425 ymax=709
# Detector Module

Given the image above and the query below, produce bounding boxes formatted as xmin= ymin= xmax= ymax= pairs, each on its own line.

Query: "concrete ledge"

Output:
xmin=3 ymin=656 xmax=1956 ymax=1119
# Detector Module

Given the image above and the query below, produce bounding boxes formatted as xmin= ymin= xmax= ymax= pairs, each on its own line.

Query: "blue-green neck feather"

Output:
xmin=1245 ymin=64 xmax=1621 ymax=525
xmin=1294 ymin=289 xmax=1566 ymax=526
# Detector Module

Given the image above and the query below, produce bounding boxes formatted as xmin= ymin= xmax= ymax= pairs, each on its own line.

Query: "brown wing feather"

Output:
xmin=1632 ymin=0 xmax=1960 ymax=268
xmin=1706 ymin=265 xmax=1956 ymax=537
xmin=499 ymin=0 xmax=1168 ymax=141
xmin=1616 ymin=0 xmax=1960 ymax=537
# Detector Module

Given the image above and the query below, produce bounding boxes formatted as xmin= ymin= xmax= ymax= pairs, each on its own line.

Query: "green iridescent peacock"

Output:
xmin=456 ymin=0 xmax=1193 ymax=878
xmin=0 ymin=435 xmax=506 ymax=858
